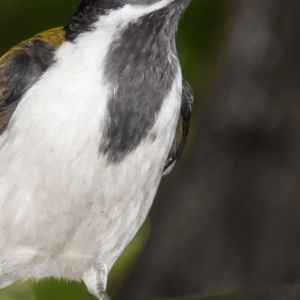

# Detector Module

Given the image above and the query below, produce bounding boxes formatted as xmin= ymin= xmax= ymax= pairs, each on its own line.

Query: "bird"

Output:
xmin=0 ymin=0 xmax=193 ymax=299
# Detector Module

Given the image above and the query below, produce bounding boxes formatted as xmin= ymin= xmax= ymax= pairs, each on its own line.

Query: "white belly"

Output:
xmin=0 ymin=53 xmax=182 ymax=284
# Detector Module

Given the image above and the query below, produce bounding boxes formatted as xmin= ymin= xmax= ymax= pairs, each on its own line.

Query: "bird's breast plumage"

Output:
xmin=0 ymin=3 xmax=182 ymax=283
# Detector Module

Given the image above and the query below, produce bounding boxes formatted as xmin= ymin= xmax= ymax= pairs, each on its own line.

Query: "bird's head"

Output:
xmin=65 ymin=0 xmax=191 ymax=41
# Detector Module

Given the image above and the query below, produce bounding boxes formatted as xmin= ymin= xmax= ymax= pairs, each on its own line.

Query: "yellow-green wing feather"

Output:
xmin=0 ymin=27 xmax=66 ymax=134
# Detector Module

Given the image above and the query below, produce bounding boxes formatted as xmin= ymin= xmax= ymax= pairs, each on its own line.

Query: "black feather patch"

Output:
xmin=100 ymin=6 xmax=181 ymax=163
xmin=64 ymin=0 xmax=122 ymax=42
xmin=64 ymin=0 xmax=162 ymax=42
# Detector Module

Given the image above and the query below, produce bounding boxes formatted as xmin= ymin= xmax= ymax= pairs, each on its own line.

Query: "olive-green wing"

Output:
xmin=0 ymin=27 xmax=66 ymax=134
xmin=163 ymin=78 xmax=193 ymax=175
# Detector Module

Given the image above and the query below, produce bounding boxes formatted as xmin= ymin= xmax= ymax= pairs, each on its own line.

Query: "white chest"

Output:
xmin=0 ymin=51 xmax=181 ymax=283
xmin=0 ymin=4 xmax=182 ymax=282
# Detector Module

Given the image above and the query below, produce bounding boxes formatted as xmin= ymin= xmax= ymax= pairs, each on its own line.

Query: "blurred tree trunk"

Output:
xmin=116 ymin=0 xmax=300 ymax=299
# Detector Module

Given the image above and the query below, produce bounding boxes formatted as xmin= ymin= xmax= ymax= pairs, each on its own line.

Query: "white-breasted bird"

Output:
xmin=0 ymin=0 xmax=193 ymax=299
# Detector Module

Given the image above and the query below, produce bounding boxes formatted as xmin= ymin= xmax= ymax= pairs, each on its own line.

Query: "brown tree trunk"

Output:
xmin=117 ymin=0 xmax=300 ymax=299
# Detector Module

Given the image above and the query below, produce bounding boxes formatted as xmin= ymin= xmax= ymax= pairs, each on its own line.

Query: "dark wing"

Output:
xmin=0 ymin=27 xmax=66 ymax=134
xmin=163 ymin=78 xmax=193 ymax=175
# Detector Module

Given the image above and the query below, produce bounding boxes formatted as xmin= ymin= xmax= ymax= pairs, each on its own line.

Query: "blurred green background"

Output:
xmin=0 ymin=0 xmax=227 ymax=299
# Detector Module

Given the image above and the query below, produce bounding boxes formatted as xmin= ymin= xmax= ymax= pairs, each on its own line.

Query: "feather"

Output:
xmin=0 ymin=27 xmax=66 ymax=134
xmin=163 ymin=77 xmax=193 ymax=175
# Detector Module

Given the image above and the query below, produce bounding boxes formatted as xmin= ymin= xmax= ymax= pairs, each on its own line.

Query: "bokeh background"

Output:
xmin=1 ymin=0 xmax=300 ymax=299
